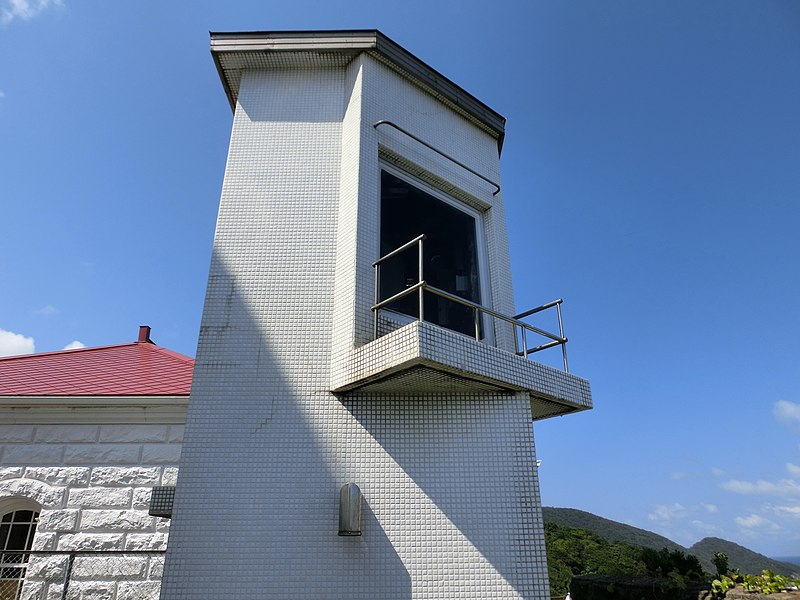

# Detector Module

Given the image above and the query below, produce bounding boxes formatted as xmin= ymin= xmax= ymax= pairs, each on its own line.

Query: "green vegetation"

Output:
xmin=711 ymin=568 xmax=800 ymax=598
xmin=639 ymin=547 xmax=705 ymax=582
xmin=544 ymin=507 xmax=800 ymax=577
xmin=543 ymin=508 xmax=800 ymax=597
xmin=543 ymin=507 xmax=685 ymax=555
xmin=545 ymin=522 xmax=800 ymax=597
xmin=713 ymin=552 xmax=729 ymax=578
xmin=711 ymin=574 xmax=736 ymax=597
xmin=691 ymin=537 xmax=800 ymax=579
xmin=708 ymin=547 xmax=800 ymax=597
xmin=544 ymin=522 xmax=706 ymax=596
xmin=743 ymin=570 xmax=800 ymax=594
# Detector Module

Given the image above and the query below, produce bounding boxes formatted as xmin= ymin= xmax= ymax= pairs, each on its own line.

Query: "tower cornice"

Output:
xmin=210 ymin=29 xmax=506 ymax=153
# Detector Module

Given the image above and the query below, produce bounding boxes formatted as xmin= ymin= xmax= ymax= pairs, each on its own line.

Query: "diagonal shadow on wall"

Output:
xmin=162 ymin=255 xmax=410 ymax=599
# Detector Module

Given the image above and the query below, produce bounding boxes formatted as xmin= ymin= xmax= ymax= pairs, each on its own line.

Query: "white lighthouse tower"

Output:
xmin=160 ymin=30 xmax=592 ymax=599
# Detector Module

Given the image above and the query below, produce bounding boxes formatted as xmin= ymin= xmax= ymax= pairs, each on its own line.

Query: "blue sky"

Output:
xmin=2 ymin=0 xmax=799 ymax=558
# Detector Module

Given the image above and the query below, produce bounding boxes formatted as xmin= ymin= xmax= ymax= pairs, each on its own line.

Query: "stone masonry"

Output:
xmin=0 ymin=423 xmax=183 ymax=600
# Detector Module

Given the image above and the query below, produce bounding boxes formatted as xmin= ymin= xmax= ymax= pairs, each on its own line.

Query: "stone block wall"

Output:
xmin=0 ymin=422 xmax=183 ymax=599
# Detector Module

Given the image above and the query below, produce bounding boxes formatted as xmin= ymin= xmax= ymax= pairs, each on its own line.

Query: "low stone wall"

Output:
xmin=727 ymin=586 xmax=800 ymax=600
xmin=0 ymin=423 xmax=183 ymax=600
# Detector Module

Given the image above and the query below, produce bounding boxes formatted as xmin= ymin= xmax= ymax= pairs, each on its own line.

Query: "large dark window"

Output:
xmin=0 ymin=509 xmax=39 ymax=600
xmin=380 ymin=169 xmax=483 ymax=337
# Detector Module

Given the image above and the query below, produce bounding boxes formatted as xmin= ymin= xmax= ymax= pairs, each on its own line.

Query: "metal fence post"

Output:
xmin=61 ymin=551 xmax=75 ymax=600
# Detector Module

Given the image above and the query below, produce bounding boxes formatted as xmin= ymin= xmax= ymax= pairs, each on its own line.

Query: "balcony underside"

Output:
xmin=331 ymin=321 xmax=592 ymax=421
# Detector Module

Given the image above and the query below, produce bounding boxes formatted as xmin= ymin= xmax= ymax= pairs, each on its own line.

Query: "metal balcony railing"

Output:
xmin=372 ymin=234 xmax=569 ymax=372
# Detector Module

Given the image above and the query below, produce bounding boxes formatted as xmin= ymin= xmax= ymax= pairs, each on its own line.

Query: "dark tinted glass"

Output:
xmin=380 ymin=170 xmax=482 ymax=337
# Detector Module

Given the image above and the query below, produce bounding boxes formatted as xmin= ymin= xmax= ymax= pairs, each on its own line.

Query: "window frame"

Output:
xmin=0 ymin=505 xmax=40 ymax=600
xmin=377 ymin=161 xmax=493 ymax=344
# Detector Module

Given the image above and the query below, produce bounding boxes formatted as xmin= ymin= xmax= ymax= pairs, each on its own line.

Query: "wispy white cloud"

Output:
xmin=774 ymin=400 xmax=800 ymax=426
xmin=62 ymin=340 xmax=85 ymax=350
xmin=735 ymin=514 xmax=766 ymax=528
xmin=735 ymin=514 xmax=764 ymax=528
xmin=648 ymin=502 xmax=722 ymax=524
xmin=648 ymin=503 xmax=688 ymax=522
xmin=1 ymin=0 xmax=63 ymax=25
xmin=691 ymin=519 xmax=718 ymax=533
xmin=722 ymin=478 xmax=800 ymax=497
xmin=734 ymin=514 xmax=781 ymax=532
xmin=0 ymin=327 xmax=35 ymax=356
xmin=34 ymin=304 xmax=58 ymax=317
xmin=645 ymin=503 xmax=728 ymax=547
xmin=669 ymin=470 xmax=711 ymax=481
xmin=711 ymin=467 xmax=725 ymax=477
xmin=787 ymin=463 xmax=800 ymax=477
xmin=765 ymin=504 xmax=800 ymax=519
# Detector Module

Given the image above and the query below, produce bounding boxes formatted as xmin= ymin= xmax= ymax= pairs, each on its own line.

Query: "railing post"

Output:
xmin=474 ymin=308 xmax=480 ymax=341
xmin=521 ymin=328 xmax=528 ymax=359
xmin=373 ymin=263 xmax=380 ymax=340
xmin=418 ymin=238 xmax=424 ymax=322
xmin=556 ymin=302 xmax=568 ymax=372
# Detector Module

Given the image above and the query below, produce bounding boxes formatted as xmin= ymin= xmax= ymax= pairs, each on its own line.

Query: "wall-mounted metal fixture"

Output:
xmin=148 ymin=486 xmax=176 ymax=518
xmin=338 ymin=483 xmax=362 ymax=536
xmin=373 ymin=120 xmax=501 ymax=196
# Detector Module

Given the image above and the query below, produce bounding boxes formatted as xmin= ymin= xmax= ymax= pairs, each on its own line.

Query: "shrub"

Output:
xmin=713 ymin=552 xmax=729 ymax=578
xmin=639 ymin=547 xmax=705 ymax=582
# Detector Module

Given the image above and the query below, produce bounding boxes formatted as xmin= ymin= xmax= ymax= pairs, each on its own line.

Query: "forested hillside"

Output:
xmin=544 ymin=522 xmax=705 ymax=596
xmin=543 ymin=507 xmax=799 ymax=579
xmin=690 ymin=537 xmax=800 ymax=578
xmin=543 ymin=507 xmax=685 ymax=553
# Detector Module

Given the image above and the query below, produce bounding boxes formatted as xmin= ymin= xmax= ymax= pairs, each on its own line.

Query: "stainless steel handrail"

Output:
xmin=372 ymin=236 xmax=569 ymax=372
xmin=373 ymin=233 xmax=427 ymax=266
xmin=373 ymin=120 xmax=501 ymax=196
xmin=373 ymin=281 xmax=426 ymax=312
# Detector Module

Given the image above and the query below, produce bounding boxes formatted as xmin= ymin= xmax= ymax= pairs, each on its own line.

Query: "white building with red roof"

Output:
xmin=0 ymin=326 xmax=192 ymax=600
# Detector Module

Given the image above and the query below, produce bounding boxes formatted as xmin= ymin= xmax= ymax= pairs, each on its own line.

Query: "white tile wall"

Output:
xmin=162 ymin=50 xmax=554 ymax=599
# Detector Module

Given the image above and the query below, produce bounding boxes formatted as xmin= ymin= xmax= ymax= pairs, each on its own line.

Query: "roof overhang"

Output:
xmin=210 ymin=29 xmax=506 ymax=154
xmin=0 ymin=395 xmax=188 ymax=424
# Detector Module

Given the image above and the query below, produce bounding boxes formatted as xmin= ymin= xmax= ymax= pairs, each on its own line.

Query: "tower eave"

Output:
xmin=210 ymin=29 xmax=507 ymax=154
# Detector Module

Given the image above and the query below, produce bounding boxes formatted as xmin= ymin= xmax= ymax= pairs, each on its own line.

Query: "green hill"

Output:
xmin=689 ymin=537 xmax=800 ymax=578
xmin=543 ymin=507 xmax=798 ymax=577
xmin=542 ymin=508 xmax=686 ymax=553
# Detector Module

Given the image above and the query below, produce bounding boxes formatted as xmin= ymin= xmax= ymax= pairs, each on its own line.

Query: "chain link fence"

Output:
xmin=2 ymin=550 xmax=166 ymax=600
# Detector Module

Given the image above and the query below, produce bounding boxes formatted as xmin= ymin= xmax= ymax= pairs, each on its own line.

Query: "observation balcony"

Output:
xmin=331 ymin=235 xmax=592 ymax=421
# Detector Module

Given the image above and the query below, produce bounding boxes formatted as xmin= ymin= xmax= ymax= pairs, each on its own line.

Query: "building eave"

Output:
xmin=0 ymin=394 xmax=189 ymax=405
xmin=0 ymin=395 xmax=189 ymax=424
xmin=210 ymin=29 xmax=506 ymax=154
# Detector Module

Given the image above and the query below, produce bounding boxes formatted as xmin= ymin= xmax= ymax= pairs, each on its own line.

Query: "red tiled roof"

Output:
xmin=0 ymin=340 xmax=194 ymax=396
